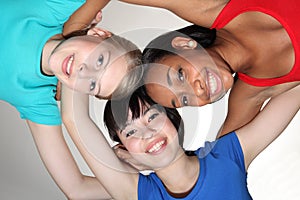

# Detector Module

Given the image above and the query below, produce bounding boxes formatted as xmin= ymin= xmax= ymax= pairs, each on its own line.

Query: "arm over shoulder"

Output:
xmin=63 ymin=0 xmax=110 ymax=36
xmin=26 ymin=120 xmax=109 ymax=199
xmin=236 ymin=85 xmax=300 ymax=169
xmin=61 ymin=86 xmax=139 ymax=200
xmin=218 ymin=79 xmax=267 ymax=137
xmin=119 ymin=0 xmax=228 ymax=27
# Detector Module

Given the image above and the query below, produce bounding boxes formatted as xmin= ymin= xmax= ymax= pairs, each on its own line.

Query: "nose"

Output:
xmin=77 ymin=63 xmax=100 ymax=79
xmin=134 ymin=127 xmax=156 ymax=139
xmin=142 ymin=130 xmax=154 ymax=139
xmin=78 ymin=63 xmax=91 ymax=78
xmin=192 ymin=79 xmax=205 ymax=97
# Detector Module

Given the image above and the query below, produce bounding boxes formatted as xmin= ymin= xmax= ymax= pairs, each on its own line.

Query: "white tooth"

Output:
xmin=148 ymin=140 xmax=165 ymax=153
xmin=66 ymin=56 xmax=74 ymax=75
xmin=208 ymin=72 xmax=217 ymax=94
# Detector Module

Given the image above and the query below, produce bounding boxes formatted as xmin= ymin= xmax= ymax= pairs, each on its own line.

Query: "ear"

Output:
xmin=171 ymin=36 xmax=197 ymax=50
xmin=87 ymin=27 xmax=112 ymax=39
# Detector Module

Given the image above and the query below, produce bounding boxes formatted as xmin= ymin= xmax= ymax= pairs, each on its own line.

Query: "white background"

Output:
xmin=1 ymin=1 xmax=299 ymax=199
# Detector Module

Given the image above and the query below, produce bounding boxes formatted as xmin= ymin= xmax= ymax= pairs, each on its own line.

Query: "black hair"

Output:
xmin=103 ymin=86 xmax=185 ymax=147
xmin=142 ymin=24 xmax=216 ymax=65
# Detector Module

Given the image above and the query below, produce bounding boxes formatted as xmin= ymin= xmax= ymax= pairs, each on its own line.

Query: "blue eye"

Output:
xmin=97 ymin=55 xmax=104 ymax=66
xmin=90 ymin=80 xmax=96 ymax=91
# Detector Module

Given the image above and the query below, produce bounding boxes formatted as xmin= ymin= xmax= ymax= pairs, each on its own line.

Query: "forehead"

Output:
xmin=97 ymin=55 xmax=128 ymax=97
xmin=144 ymin=64 xmax=178 ymax=107
xmin=120 ymin=101 xmax=151 ymax=127
xmin=146 ymin=83 xmax=177 ymax=108
xmin=144 ymin=64 xmax=171 ymax=91
xmin=90 ymin=38 xmax=125 ymax=58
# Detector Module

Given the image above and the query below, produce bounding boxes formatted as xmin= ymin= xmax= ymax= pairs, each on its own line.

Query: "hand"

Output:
xmin=113 ymin=144 xmax=150 ymax=171
xmin=87 ymin=27 xmax=112 ymax=38
xmin=90 ymin=10 xmax=103 ymax=26
xmin=55 ymin=81 xmax=62 ymax=101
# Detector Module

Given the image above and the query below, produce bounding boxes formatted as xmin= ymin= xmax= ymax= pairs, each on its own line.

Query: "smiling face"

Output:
xmin=117 ymin=103 xmax=182 ymax=169
xmin=48 ymin=35 xmax=128 ymax=97
xmin=144 ymin=50 xmax=234 ymax=108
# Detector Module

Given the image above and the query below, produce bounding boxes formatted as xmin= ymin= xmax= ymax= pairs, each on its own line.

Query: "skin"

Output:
xmin=62 ymin=83 xmax=300 ymax=199
xmin=119 ymin=105 xmax=181 ymax=169
xmin=63 ymin=0 xmax=110 ymax=36
xmin=44 ymin=29 xmax=128 ymax=98
xmin=116 ymin=0 xmax=299 ymax=136
xmin=144 ymin=50 xmax=233 ymax=108
xmin=20 ymin=1 xmax=121 ymax=199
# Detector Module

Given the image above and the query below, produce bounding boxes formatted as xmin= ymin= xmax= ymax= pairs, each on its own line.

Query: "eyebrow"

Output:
xmin=166 ymin=67 xmax=173 ymax=86
xmin=143 ymin=107 xmax=151 ymax=116
xmin=95 ymin=51 xmax=111 ymax=96
xmin=166 ymin=67 xmax=177 ymax=108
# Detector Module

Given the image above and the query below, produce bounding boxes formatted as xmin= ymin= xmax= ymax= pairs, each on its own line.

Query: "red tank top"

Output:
xmin=211 ymin=0 xmax=300 ymax=86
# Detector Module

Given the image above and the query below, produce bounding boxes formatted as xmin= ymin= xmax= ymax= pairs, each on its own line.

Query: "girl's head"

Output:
xmin=104 ymin=86 xmax=185 ymax=168
xmin=49 ymin=27 xmax=143 ymax=99
xmin=142 ymin=25 xmax=233 ymax=108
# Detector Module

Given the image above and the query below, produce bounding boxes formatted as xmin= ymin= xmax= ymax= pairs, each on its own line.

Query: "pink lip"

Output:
xmin=62 ymin=54 xmax=74 ymax=77
xmin=145 ymin=137 xmax=167 ymax=155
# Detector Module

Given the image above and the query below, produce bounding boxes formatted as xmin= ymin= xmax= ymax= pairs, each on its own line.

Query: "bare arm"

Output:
xmin=218 ymin=79 xmax=300 ymax=137
xmin=63 ymin=0 xmax=110 ymax=36
xmin=61 ymin=86 xmax=138 ymax=200
xmin=235 ymin=84 xmax=300 ymax=169
xmin=26 ymin=121 xmax=110 ymax=199
xmin=218 ymin=79 xmax=266 ymax=137
xmin=119 ymin=0 xmax=228 ymax=27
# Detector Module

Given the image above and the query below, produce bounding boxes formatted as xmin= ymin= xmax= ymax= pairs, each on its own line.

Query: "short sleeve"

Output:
xmin=213 ymin=132 xmax=246 ymax=172
xmin=17 ymin=102 xmax=62 ymax=125
xmin=46 ymin=0 xmax=86 ymax=25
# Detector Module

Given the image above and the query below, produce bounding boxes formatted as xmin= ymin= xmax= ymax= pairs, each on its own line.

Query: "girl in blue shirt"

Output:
xmin=0 ymin=1 xmax=142 ymax=198
xmin=62 ymin=83 xmax=300 ymax=199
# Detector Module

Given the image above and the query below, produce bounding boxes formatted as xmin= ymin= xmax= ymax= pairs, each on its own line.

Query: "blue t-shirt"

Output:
xmin=0 ymin=0 xmax=85 ymax=125
xmin=138 ymin=132 xmax=252 ymax=200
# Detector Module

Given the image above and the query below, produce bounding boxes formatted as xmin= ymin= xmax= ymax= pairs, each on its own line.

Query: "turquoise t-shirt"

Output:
xmin=138 ymin=132 xmax=252 ymax=200
xmin=0 ymin=0 xmax=85 ymax=125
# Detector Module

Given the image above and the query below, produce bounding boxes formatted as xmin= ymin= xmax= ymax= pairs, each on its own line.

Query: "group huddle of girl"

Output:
xmin=2 ymin=0 xmax=300 ymax=199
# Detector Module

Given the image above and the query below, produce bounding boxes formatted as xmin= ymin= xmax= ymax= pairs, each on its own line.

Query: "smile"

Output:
xmin=205 ymin=68 xmax=222 ymax=97
xmin=62 ymin=54 xmax=74 ymax=77
xmin=146 ymin=138 xmax=167 ymax=154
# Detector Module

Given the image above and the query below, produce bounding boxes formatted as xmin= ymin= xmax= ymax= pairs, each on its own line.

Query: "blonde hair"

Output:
xmin=97 ymin=34 xmax=143 ymax=100
xmin=64 ymin=29 xmax=143 ymax=99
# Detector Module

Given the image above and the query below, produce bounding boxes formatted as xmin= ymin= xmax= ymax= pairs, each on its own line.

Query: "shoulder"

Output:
xmin=138 ymin=173 xmax=165 ymax=199
xmin=196 ymin=132 xmax=245 ymax=170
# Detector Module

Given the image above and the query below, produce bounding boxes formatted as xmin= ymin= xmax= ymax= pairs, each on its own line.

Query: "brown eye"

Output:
xmin=178 ymin=68 xmax=184 ymax=82
xmin=126 ymin=129 xmax=137 ymax=138
xmin=182 ymin=96 xmax=188 ymax=106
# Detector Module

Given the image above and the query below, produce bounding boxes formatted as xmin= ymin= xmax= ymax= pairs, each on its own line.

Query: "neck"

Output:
xmin=41 ymin=34 xmax=64 ymax=75
xmin=213 ymin=29 xmax=252 ymax=73
xmin=156 ymin=152 xmax=200 ymax=195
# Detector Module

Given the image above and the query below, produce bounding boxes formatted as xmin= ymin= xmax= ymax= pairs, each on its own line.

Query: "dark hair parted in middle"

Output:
xmin=104 ymin=86 xmax=185 ymax=147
